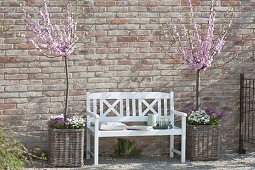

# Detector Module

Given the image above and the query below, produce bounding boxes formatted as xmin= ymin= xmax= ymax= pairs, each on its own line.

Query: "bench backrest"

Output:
xmin=86 ymin=92 xmax=175 ymax=122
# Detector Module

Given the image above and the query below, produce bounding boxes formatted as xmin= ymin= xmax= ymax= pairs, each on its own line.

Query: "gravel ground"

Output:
xmin=26 ymin=152 xmax=255 ymax=170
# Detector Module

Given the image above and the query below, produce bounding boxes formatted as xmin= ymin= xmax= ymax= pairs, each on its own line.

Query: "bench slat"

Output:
xmin=138 ymin=98 xmax=142 ymax=116
xmin=87 ymin=127 xmax=182 ymax=137
xmin=164 ymin=99 xmax=167 ymax=116
xmin=120 ymin=99 xmax=123 ymax=116
xmin=88 ymin=92 xmax=171 ymax=99
xmin=132 ymin=98 xmax=136 ymax=116
xmin=93 ymin=99 xmax=97 ymax=114
xmin=100 ymin=99 xmax=103 ymax=116
xmin=98 ymin=129 xmax=183 ymax=137
xmin=126 ymin=99 xmax=130 ymax=116
xmin=97 ymin=115 xmax=171 ymax=122
xmin=158 ymin=99 xmax=161 ymax=115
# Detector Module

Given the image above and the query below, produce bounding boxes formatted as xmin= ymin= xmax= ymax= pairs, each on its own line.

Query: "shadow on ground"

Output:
xmin=25 ymin=153 xmax=255 ymax=170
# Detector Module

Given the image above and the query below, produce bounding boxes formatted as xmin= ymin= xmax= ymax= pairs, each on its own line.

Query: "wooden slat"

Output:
xmin=138 ymin=99 xmax=142 ymax=116
xmin=158 ymin=99 xmax=161 ymax=116
xmin=120 ymin=99 xmax=123 ymax=116
xmin=170 ymin=92 xmax=174 ymax=126
xmin=100 ymin=99 xmax=103 ymax=117
xmin=98 ymin=115 xmax=171 ymax=122
xmin=164 ymin=99 xmax=167 ymax=116
xmin=99 ymin=116 xmax=149 ymax=122
xmin=93 ymin=99 xmax=97 ymax=114
xmin=88 ymin=92 xmax=171 ymax=99
xmin=126 ymin=99 xmax=130 ymax=116
xmin=132 ymin=99 xmax=136 ymax=116
xmin=170 ymin=92 xmax=174 ymax=110
xmin=98 ymin=128 xmax=183 ymax=137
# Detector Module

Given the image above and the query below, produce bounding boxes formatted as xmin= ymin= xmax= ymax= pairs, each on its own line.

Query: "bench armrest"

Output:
xmin=87 ymin=110 xmax=100 ymax=119
xmin=86 ymin=111 xmax=100 ymax=133
xmin=172 ymin=110 xmax=187 ymax=117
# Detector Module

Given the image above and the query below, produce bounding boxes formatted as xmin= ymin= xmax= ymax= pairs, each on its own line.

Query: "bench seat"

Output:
xmin=87 ymin=127 xmax=183 ymax=137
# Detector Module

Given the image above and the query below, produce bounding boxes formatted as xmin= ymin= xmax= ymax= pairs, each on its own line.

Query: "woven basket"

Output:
xmin=187 ymin=124 xmax=220 ymax=161
xmin=48 ymin=127 xmax=84 ymax=167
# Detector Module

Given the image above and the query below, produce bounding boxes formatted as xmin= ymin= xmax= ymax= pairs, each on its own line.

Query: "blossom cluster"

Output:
xmin=25 ymin=0 xmax=77 ymax=58
xmin=185 ymin=105 xmax=227 ymax=125
xmin=173 ymin=0 xmax=232 ymax=70
xmin=48 ymin=115 xmax=85 ymax=129
xmin=66 ymin=116 xmax=86 ymax=129
xmin=188 ymin=110 xmax=211 ymax=125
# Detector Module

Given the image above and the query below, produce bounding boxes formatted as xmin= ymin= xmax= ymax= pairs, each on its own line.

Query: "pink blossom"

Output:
xmin=175 ymin=0 xmax=232 ymax=70
xmin=25 ymin=0 xmax=77 ymax=58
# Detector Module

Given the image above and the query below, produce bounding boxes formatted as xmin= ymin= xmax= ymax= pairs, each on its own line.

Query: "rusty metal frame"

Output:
xmin=239 ymin=74 xmax=255 ymax=154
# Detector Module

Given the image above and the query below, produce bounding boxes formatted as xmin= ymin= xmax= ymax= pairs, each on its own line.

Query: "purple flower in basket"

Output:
xmin=49 ymin=117 xmax=65 ymax=124
xmin=203 ymin=107 xmax=227 ymax=120
xmin=215 ymin=111 xmax=227 ymax=120
xmin=48 ymin=115 xmax=65 ymax=129
xmin=203 ymin=107 xmax=214 ymax=115
xmin=184 ymin=104 xmax=227 ymax=125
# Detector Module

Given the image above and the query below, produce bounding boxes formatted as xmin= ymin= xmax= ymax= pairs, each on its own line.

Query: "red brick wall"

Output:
xmin=0 ymin=0 xmax=254 ymax=154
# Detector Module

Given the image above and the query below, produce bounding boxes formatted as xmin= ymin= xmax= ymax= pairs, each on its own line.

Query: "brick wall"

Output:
xmin=0 ymin=0 xmax=254 ymax=155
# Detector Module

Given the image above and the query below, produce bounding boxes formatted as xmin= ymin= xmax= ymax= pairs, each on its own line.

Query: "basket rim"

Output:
xmin=48 ymin=127 xmax=85 ymax=132
xmin=187 ymin=124 xmax=220 ymax=127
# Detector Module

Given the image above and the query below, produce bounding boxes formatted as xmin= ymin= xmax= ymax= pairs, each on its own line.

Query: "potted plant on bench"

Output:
xmin=24 ymin=0 xmax=85 ymax=167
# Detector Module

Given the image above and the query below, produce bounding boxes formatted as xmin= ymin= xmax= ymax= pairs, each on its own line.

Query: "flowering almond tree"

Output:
xmin=25 ymin=0 xmax=78 ymax=121
xmin=173 ymin=0 xmax=233 ymax=110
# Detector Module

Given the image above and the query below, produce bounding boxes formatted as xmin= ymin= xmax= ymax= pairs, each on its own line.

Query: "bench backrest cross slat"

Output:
xmin=86 ymin=92 xmax=174 ymax=122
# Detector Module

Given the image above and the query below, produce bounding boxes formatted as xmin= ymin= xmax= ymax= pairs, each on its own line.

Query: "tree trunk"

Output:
xmin=64 ymin=56 xmax=69 ymax=121
xmin=195 ymin=69 xmax=201 ymax=110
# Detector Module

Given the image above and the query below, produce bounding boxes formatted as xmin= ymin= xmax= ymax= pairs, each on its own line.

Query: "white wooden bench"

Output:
xmin=86 ymin=92 xmax=187 ymax=165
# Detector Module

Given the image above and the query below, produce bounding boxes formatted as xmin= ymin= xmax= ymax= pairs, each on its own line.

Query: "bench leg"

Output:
xmin=94 ymin=135 xmax=99 ymax=165
xmin=170 ymin=135 xmax=174 ymax=157
xmin=86 ymin=131 xmax=90 ymax=159
xmin=181 ymin=134 xmax=186 ymax=163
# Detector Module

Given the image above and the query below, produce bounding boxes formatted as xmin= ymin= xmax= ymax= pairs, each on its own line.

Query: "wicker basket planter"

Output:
xmin=187 ymin=124 xmax=220 ymax=161
xmin=48 ymin=127 xmax=84 ymax=167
